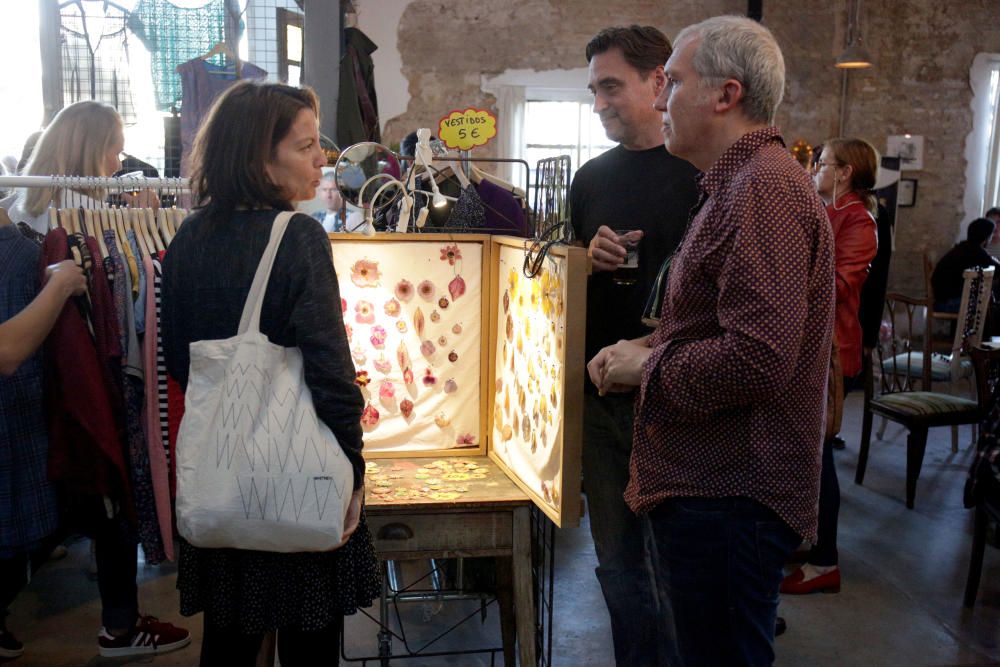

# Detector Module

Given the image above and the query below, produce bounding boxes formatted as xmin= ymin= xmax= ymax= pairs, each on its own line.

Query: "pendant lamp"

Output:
xmin=835 ymin=0 xmax=873 ymax=69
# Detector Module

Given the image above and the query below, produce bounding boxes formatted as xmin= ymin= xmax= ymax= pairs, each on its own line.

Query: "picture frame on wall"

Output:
xmin=885 ymin=135 xmax=924 ymax=171
xmin=898 ymin=178 xmax=918 ymax=207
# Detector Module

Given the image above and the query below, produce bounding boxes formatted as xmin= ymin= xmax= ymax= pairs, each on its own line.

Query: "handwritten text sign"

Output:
xmin=438 ymin=108 xmax=497 ymax=151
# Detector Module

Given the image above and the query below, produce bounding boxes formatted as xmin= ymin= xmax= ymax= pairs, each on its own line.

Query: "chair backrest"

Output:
xmin=950 ymin=266 xmax=995 ymax=379
xmin=878 ymin=292 xmax=929 ymax=394
xmin=971 ymin=344 xmax=1000 ymax=417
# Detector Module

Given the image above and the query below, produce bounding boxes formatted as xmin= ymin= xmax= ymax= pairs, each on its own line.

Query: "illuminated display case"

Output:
xmin=330 ymin=234 xmax=587 ymax=527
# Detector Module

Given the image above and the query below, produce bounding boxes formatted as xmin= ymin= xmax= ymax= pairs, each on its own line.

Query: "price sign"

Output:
xmin=437 ymin=108 xmax=497 ymax=151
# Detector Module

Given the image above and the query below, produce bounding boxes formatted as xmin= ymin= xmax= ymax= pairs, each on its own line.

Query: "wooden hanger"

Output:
xmin=0 ymin=208 xmax=11 ymax=227
xmin=200 ymin=41 xmax=240 ymax=75
xmin=48 ymin=208 xmax=59 ymax=231
xmin=144 ymin=208 xmax=165 ymax=253
xmin=89 ymin=209 xmax=109 ymax=258
xmin=471 ymin=165 xmax=526 ymax=198
xmin=156 ymin=208 xmax=172 ymax=246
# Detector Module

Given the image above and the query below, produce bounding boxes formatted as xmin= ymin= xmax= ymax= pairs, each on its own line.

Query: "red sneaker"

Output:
xmin=780 ymin=565 xmax=841 ymax=594
xmin=98 ymin=615 xmax=190 ymax=658
xmin=0 ymin=626 xmax=24 ymax=659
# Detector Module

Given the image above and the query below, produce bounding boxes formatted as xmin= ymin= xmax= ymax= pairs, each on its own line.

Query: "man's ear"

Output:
xmin=651 ymin=65 xmax=667 ymax=97
xmin=715 ymin=79 xmax=745 ymax=113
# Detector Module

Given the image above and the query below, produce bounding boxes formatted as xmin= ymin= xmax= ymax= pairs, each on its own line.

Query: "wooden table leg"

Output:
xmin=495 ymin=556 xmax=516 ymax=666
xmin=512 ymin=505 xmax=537 ymax=666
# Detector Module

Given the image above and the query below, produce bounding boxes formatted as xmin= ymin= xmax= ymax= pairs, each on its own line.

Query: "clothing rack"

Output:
xmin=0 ymin=175 xmax=189 ymax=191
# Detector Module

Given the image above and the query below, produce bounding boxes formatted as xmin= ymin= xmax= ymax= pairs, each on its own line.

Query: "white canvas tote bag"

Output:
xmin=176 ymin=211 xmax=354 ymax=552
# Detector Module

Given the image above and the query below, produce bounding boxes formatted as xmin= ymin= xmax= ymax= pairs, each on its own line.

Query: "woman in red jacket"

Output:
xmin=782 ymin=137 xmax=878 ymax=595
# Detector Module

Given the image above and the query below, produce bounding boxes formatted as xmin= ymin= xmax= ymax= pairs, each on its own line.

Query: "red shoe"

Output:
xmin=98 ymin=615 xmax=190 ymax=658
xmin=780 ymin=565 xmax=841 ymax=594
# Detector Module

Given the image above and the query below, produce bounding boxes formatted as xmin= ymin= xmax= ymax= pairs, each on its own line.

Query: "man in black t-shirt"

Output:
xmin=569 ymin=25 xmax=700 ymax=667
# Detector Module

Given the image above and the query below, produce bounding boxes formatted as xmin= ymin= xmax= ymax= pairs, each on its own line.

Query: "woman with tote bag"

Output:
xmin=162 ymin=81 xmax=379 ymax=666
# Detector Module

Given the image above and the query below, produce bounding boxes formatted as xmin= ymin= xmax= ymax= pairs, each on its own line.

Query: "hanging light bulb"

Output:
xmin=835 ymin=0 xmax=873 ymax=69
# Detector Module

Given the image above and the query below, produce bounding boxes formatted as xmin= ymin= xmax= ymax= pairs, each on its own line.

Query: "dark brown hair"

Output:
xmin=189 ymin=81 xmax=320 ymax=215
xmin=824 ymin=137 xmax=879 ymax=216
xmin=585 ymin=25 xmax=672 ymax=77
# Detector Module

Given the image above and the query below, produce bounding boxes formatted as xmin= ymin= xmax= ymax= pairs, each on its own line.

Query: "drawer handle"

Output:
xmin=377 ymin=522 xmax=414 ymax=540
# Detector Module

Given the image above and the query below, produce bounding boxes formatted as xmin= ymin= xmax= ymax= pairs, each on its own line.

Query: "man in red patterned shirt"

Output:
xmin=588 ymin=15 xmax=835 ymax=667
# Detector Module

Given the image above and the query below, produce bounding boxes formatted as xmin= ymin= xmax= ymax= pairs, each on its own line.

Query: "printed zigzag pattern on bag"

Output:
xmin=235 ymin=474 xmax=345 ymax=522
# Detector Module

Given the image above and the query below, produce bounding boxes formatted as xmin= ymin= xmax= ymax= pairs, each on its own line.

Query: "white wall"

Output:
xmin=356 ymin=0 xmax=414 ymax=137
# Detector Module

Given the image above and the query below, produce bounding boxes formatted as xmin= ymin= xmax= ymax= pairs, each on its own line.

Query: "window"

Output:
xmin=965 ymin=54 xmax=1000 ymax=224
xmin=983 ymin=65 xmax=1000 ymax=211
xmin=277 ymin=8 xmax=303 ymax=87
xmin=522 ymin=100 xmax=614 ymax=203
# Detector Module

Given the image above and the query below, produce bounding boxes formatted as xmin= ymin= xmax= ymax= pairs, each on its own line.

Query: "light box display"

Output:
xmin=331 ymin=236 xmax=489 ymax=455
xmin=330 ymin=234 xmax=587 ymax=527
xmin=487 ymin=237 xmax=586 ymax=526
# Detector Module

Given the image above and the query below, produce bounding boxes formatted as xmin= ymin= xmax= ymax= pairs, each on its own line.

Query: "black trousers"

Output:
xmin=200 ymin=616 xmax=343 ymax=667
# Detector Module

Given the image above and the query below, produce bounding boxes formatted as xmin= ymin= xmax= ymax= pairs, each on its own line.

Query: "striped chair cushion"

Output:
xmin=886 ymin=352 xmax=973 ymax=382
xmin=872 ymin=391 xmax=978 ymax=417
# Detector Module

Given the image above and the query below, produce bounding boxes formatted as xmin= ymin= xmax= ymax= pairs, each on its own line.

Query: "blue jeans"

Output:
xmin=582 ymin=393 xmax=676 ymax=666
xmin=647 ymin=497 xmax=800 ymax=667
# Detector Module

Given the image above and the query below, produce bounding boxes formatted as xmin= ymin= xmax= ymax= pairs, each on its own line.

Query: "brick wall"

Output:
xmin=369 ymin=0 xmax=1000 ymax=292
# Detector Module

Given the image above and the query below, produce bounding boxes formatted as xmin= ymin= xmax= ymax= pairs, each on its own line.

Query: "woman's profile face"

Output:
xmin=265 ymin=108 xmax=326 ymax=203
xmin=102 ymin=121 xmax=124 ymax=177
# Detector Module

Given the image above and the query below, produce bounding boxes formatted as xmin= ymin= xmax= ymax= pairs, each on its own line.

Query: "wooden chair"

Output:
xmin=857 ymin=267 xmax=995 ymax=508
xmin=963 ymin=344 xmax=1000 ymax=608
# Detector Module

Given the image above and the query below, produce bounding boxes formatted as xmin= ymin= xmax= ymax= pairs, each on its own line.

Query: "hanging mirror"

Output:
xmin=334 ymin=142 xmax=402 ymax=209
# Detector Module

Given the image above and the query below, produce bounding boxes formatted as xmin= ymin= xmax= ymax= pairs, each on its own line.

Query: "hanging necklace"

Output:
xmin=830 ymin=181 xmax=862 ymax=212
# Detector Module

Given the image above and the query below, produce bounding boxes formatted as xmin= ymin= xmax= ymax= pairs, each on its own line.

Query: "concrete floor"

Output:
xmin=4 ymin=392 xmax=1000 ymax=666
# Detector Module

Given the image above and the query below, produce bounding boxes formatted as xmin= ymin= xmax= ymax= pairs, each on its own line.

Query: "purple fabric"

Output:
xmin=475 ymin=179 xmax=528 ymax=237
xmin=177 ymin=58 xmax=267 ymax=176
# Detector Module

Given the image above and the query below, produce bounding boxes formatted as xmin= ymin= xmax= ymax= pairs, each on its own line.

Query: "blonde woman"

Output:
xmin=5 ymin=100 xmax=155 ymax=232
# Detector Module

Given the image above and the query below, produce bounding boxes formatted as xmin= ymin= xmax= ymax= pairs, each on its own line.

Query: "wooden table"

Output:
xmin=364 ymin=455 xmax=537 ymax=666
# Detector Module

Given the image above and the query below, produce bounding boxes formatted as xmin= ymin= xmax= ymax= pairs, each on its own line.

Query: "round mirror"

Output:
xmin=334 ymin=142 xmax=402 ymax=209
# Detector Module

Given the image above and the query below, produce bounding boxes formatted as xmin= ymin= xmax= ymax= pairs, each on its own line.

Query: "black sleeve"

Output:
xmin=272 ymin=215 xmax=367 ymax=489
xmin=161 ymin=236 xmax=188 ymax=386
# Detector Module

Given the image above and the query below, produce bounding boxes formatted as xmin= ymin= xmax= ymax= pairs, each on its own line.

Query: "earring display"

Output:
xmin=331 ymin=239 xmax=484 ymax=452
xmin=487 ymin=238 xmax=586 ymax=525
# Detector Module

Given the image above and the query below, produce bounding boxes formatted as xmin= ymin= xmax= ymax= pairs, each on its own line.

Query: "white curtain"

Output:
xmin=492 ymin=84 xmax=526 ymax=187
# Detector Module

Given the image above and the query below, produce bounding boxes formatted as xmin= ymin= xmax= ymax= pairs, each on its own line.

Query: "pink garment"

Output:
xmin=141 ymin=252 xmax=173 ymax=560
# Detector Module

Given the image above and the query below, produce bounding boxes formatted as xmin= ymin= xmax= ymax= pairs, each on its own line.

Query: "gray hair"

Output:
xmin=675 ymin=15 xmax=785 ymax=124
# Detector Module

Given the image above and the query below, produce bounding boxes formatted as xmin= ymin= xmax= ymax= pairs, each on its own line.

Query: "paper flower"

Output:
xmin=452 ymin=323 xmax=463 ymax=335
xmin=355 ymin=370 xmax=371 ymax=388
xmin=400 ymin=399 xmax=414 ymax=419
xmin=361 ymin=403 xmax=380 ymax=428
xmin=448 ymin=275 xmax=466 ymax=301
xmin=384 ymin=298 xmax=401 ymax=317
xmin=444 ymin=378 xmax=458 ymax=394
xmin=403 ymin=368 xmax=414 ymax=385
xmin=435 ymin=413 xmax=450 ymax=428
xmin=413 ymin=307 xmax=425 ymax=338
xmin=396 ymin=320 xmax=408 ymax=333
xmin=369 ymin=325 xmax=387 ymax=349
xmin=437 ymin=335 xmax=448 ymax=347
xmin=438 ymin=297 xmax=449 ymax=309
xmin=344 ymin=322 xmax=353 ymax=341
xmin=374 ymin=354 xmax=392 ymax=374
xmin=448 ymin=350 xmax=458 ymax=363
xmin=422 ymin=368 xmax=437 ymax=386
xmin=395 ymin=279 xmax=414 ymax=302
xmin=352 ymin=346 xmax=367 ymax=366
xmin=418 ymin=280 xmax=436 ymax=301
xmin=430 ymin=310 xmax=441 ymax=322
xmin=350 ymin=258 xmax=381 ymax=287
xmin=355 ymin=300 xmax=375 ymax=324
xmin=420 ymin=340 xmax=436 ymax=357
xmin=440 ymin=244 xmax=462 ymax=265
xmin=456 ymin=433 xmax=477 ymax=446
xmin=378 ymin=380 xmax=395 ymax=401
xmin=341 ymin=297 xmax=348 ymax=313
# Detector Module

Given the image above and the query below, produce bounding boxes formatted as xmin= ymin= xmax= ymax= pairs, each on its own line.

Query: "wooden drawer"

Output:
xmin=367 ymin=511 xmax=513 ymax=558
